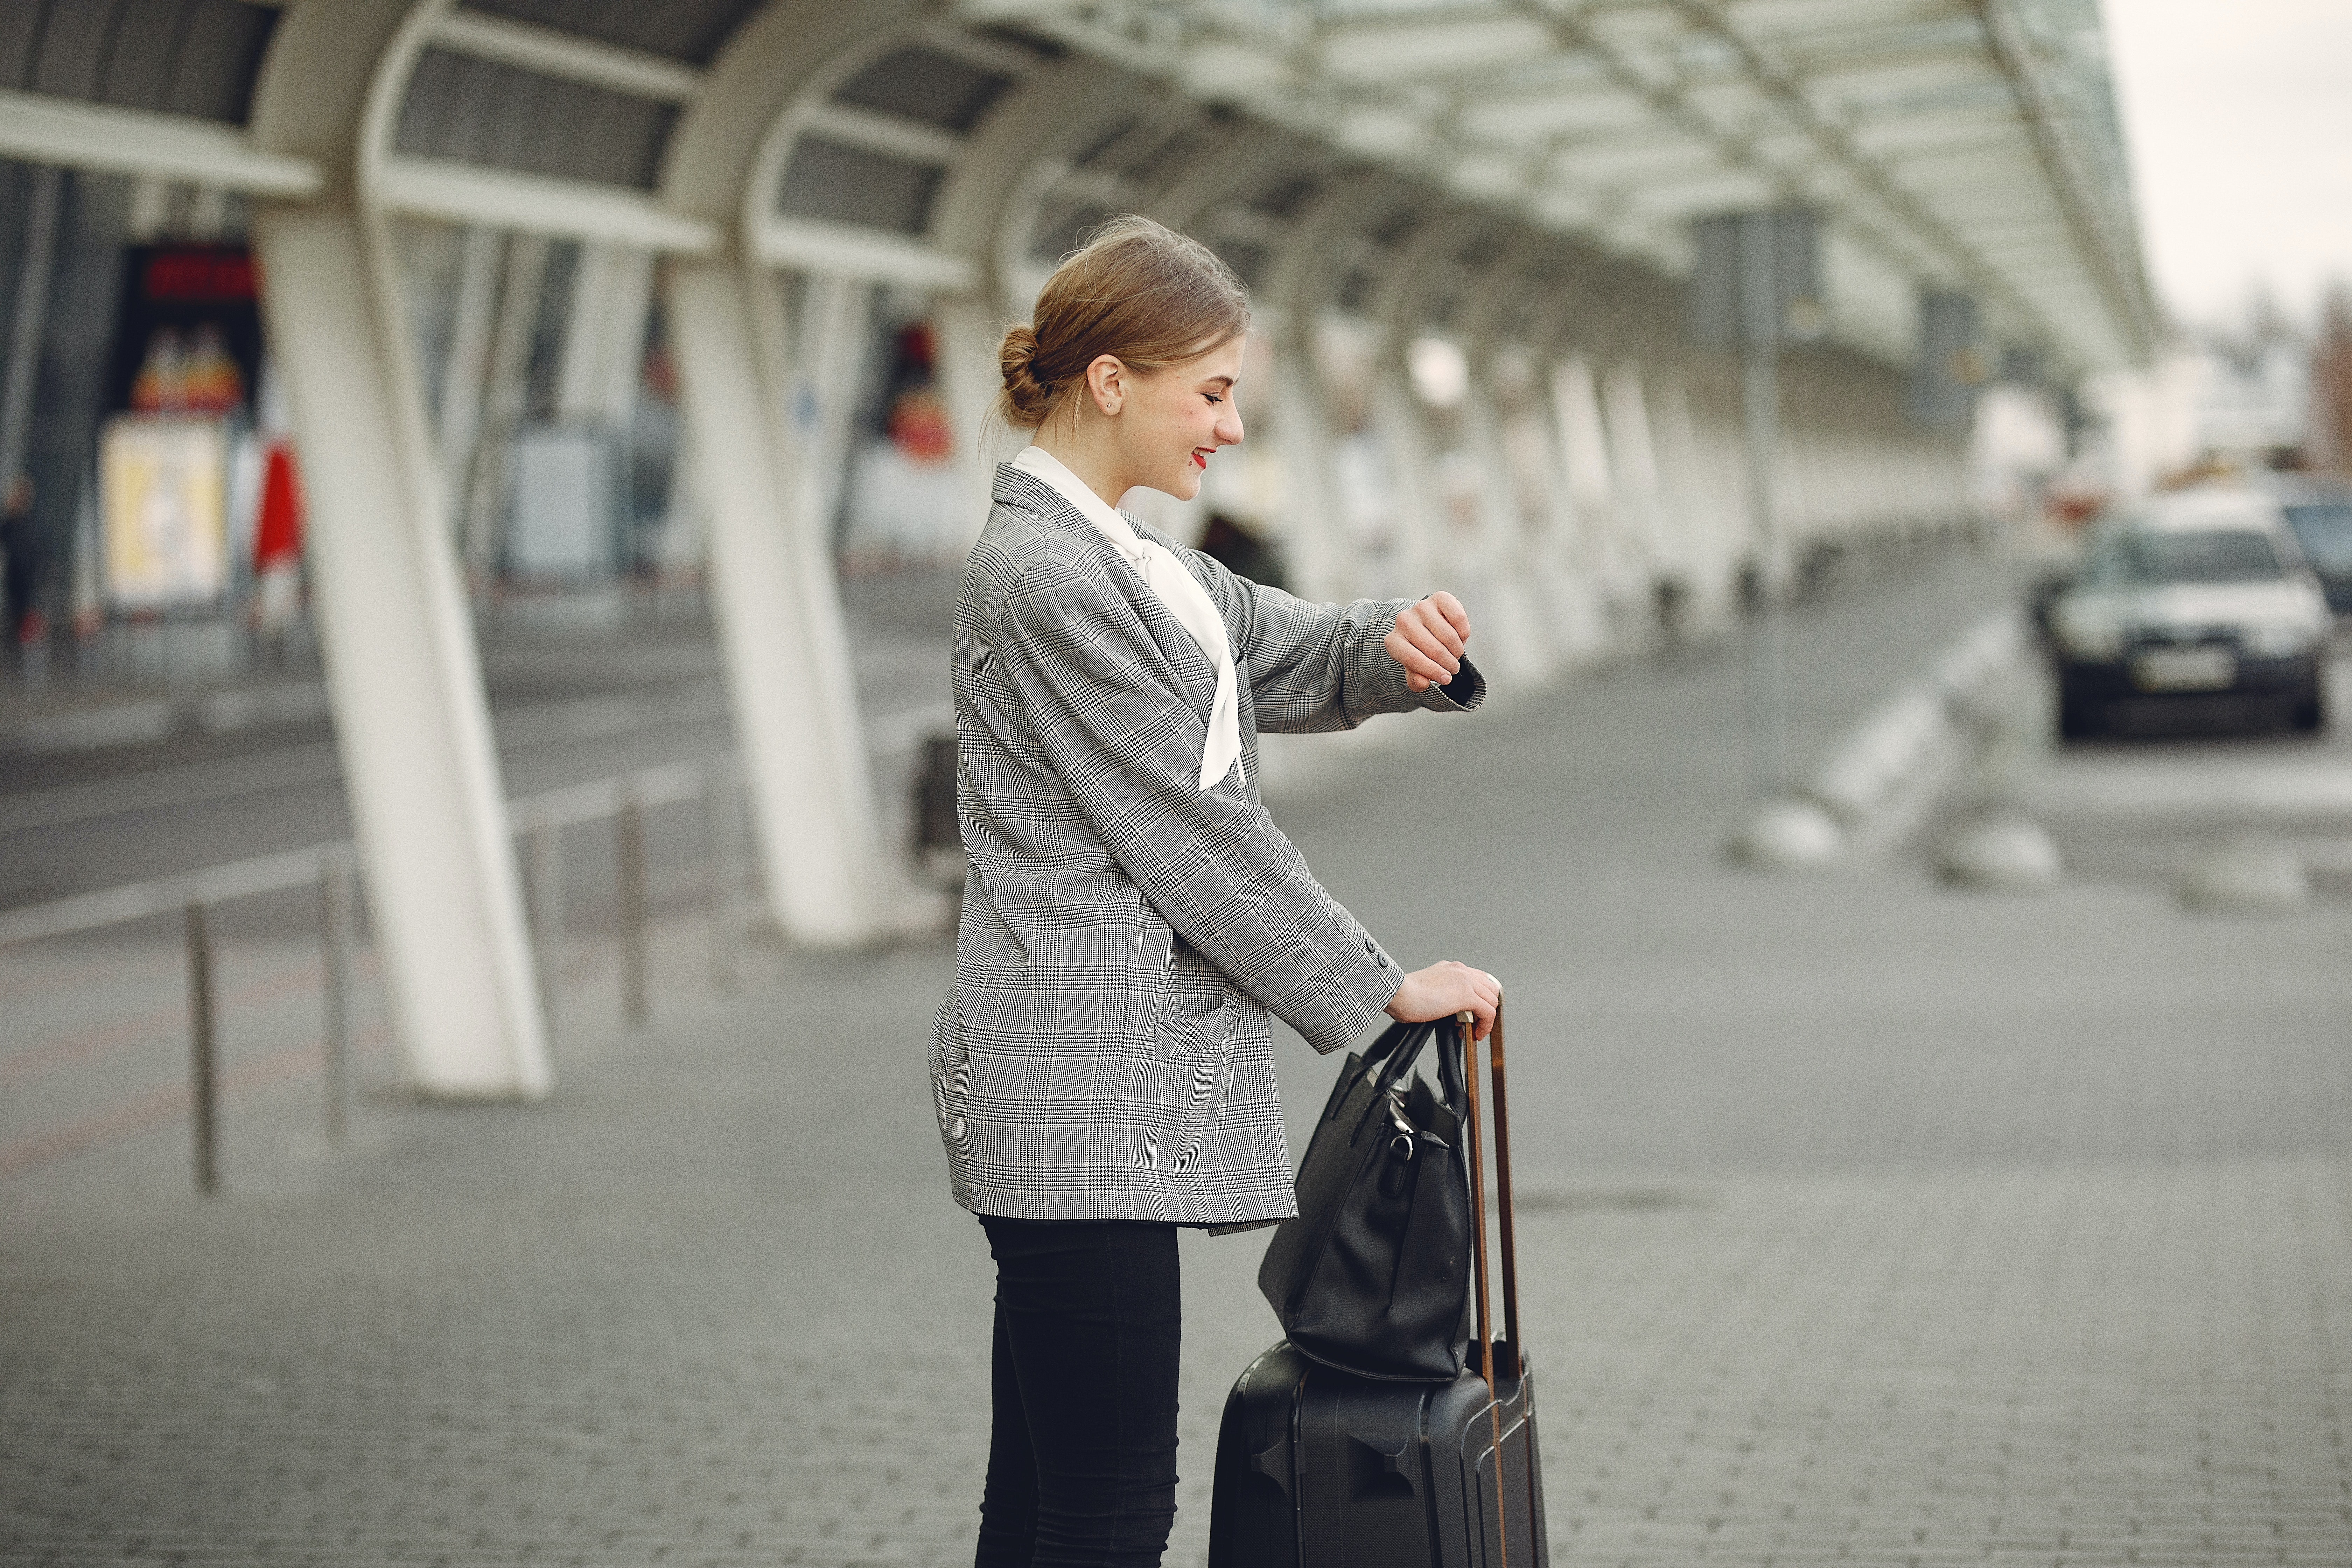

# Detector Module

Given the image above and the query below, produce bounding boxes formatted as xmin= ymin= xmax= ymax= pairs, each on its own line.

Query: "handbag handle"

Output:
xmin=1392 ymin=1015 xmax=1469 ymax=1116
xmin=1346 ymin=1018 xmax=1432 ymax=1138
xmin=1356 ymin=1016 xmax=1433 ymax=1080
xmin=1347 ymin=1016 xmax=1465 ymax=1146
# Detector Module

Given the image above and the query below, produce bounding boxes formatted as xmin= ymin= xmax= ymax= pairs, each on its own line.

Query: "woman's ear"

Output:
xmin=1087 ymin=355 xmax=1126 ymax=416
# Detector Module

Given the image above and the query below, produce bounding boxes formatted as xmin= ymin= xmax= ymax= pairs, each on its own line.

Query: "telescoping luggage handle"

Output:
xmin=1457 ymin=1000 xmax=1524 ymax=1568
xmin=1455 ymin=1001 xmax=1521 ymax=1384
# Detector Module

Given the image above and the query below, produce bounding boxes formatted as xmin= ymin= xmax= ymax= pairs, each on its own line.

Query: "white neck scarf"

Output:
xmin=1011 ymin=444 xmax=1243 ymax=791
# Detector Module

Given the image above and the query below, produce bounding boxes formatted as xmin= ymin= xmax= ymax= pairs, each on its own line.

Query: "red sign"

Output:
xmin=142 ymin=250 xmax=257 ymax=303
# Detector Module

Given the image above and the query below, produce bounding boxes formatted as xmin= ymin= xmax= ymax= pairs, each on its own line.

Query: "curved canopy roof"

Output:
xmin=992 ymin=0 xmax=2156 ymax=371
xmin=0 ymin=0 xmax=2156 ymax=379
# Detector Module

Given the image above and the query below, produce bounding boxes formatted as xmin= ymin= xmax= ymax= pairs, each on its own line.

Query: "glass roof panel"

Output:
xmin=992 ymin=0 xmax=2155 ymax=371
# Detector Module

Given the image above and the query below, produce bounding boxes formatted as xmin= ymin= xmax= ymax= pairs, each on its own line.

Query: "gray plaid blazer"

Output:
xmin=929 ymin=461 xmax=1486 ymax=1227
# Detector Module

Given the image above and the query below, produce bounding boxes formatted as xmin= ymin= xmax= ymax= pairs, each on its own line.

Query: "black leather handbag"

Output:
xmin=1256 ymin=1017 xmax=1474 ymax=1381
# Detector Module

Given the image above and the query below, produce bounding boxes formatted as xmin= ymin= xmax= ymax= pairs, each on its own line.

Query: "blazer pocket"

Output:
xmin=1156 ymin=987 xmax=1248 ymax=1059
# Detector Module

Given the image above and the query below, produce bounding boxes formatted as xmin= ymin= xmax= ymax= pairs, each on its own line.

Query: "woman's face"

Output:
xmin=1114 ymin=335 xmax=1247 ymax=501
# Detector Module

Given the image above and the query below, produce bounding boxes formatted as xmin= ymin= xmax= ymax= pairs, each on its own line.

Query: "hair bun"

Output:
xmin=989 ymin=215 xmax=1250 ymax=436
xmin=997 ymin=323 xmax=1057 ymax=429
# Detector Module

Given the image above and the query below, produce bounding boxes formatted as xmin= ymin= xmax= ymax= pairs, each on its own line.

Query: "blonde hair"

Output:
xmin=996 ymin=215 xmax=1251 ymax=430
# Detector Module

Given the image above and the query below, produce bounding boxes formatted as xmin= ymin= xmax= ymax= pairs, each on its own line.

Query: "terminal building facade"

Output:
xmin=0 ymin=0 xmax=2154 ymax=1097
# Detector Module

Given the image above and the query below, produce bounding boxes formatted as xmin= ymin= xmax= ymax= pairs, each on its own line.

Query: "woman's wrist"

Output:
xmin=1383 ymin=974 xmax=1415 ymax=1020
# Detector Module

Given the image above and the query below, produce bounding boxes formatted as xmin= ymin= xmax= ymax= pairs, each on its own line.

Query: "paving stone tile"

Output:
xmin=7 ymin=564 xmax=2350 ymax=1567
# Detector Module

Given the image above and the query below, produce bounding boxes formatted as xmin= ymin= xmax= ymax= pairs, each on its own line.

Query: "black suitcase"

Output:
xmin=1208 ymin=1007 xmax=1547 ymax=1568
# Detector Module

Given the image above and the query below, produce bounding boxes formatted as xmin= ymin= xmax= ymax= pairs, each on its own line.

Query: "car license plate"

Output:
xmin=2133 ymin=646 xmax=2235 ymax=690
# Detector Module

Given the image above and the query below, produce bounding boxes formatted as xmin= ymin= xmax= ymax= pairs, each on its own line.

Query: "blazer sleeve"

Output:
xmin=1000 ymin=545 xmax=1402 ymax=1055
xmin=1211 ymin=562 xmax=1488 ymax=736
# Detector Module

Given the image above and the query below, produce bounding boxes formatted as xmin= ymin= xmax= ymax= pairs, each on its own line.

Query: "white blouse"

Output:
xmin=1010 ymin=444 xmax=1244 ymax=792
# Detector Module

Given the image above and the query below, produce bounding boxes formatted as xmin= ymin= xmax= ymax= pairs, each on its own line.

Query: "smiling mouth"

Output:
xmin=1191 ymin=449 xmax=1211 ymax=470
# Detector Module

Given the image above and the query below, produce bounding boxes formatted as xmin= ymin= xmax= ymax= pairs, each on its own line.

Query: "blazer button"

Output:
xmin=1377 ymin=955 xmax=1389 ymax=969
xmin=1363 ymin=937 xmax=1376 ymax=953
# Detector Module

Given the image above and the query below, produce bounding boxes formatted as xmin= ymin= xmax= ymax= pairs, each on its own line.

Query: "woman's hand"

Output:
xmin=1385 ymin=960 xmax=1502 ymax=1040
xmin=1386 ymin=592 xmax=1471 ymax=692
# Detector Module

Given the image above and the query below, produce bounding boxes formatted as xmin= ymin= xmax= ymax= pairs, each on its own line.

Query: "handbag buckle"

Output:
xmin=1385 ymin=1093 xmax=1448 ymax=1153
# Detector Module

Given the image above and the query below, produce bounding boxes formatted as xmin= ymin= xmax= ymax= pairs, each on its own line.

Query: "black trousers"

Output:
xmin=975 ymin=1216 xmax=1181 ymax=1568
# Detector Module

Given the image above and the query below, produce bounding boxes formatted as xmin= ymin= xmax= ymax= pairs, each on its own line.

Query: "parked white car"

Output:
xmin=2048 ymin=489 xmax=2331 ymax=738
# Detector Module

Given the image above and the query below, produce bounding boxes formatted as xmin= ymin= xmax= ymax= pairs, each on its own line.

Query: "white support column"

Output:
xmin=433 ymin=225 xmax=501 ymax=526
xmin=1695 ymin=390 xmax=1751 ymax=624
xmin=1453 ymin=243 xmax=1566 ymax=684
xmin=460 ymin=232 xmax=547 ymax=581
xmin=1856 ymin=413 xmax=1883 ymax=531
xmin=1508 ymin=332 xmax=1595 ymax=668
xmin=1818 ymin=417 xmax=1849 ymax=544
xmin=246 ymin=0 xmax=550 ymax=1100
xmin=930 ymin=292 xmax=1006 ymax=548
xmin=1550 ymin=355 xmax=1621 ymax=652
xmin=1775 ymin=422 xmax=1808 ymax=584
xmin=794 ymin=271 xmax=874 ymax=541
xmin=667 ymin=259 xmax=886 ymax=947
xmin=0 ymin=163 xmax=61 ymax=495
xmin=1835 ymin=412 xmax=1863 ymax=542
xmin=1601 ymin=362 xmax=1668 ymax=586
xmin=1794 ymin=408 xmax=1829 ymax=563
xmin=558 ymin=242 xmax=656 ymax=575
xmin=649 ymin=1 xmax=948 ymax=951
xmin=1650 ymin=373 xmax=1717 ymax=625
xmin=930 ymin=55 xmax=1135 ymax=491
xmin=1268 ymin=325 xmax=1351 ymax=604
xmin=1366 ymin=364 xmax=1441 ymax=601
xmin=557 ymin=241 xmax=655 ymax=424
xmin=1457 ymin=362 xmax=1551 ymax=683
xmin=1367 ymin=221 xmax=1477 ymax=601
xmin=1255 ymin=175 xmax=1402 ymax=607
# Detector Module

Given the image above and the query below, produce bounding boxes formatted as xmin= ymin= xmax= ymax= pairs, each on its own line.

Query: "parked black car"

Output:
xmin=2276 ymin=475 xmax=2352 ymax=615
xmin=2046 ymin=489 xmax=2331 ymax=739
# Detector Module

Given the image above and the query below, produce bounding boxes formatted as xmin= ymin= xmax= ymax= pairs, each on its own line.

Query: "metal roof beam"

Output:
xmin=1967 ymin=0 xmax=2156 ymax=359
xmin=428 ymin=10 xmax=704 ymax=103
xmin=375 ymin=156 xmax=720 ymax=253
xmin=801 ymin=102 xmax=968 ymax=167
xmin=751 ymin=214 xmax=978 ymax=289
xmin=0 ymin=88 xmax=322 ymax=195
xmin=912 ymin=21 xmax=1058 ymax=80
xmin=1645 ymin=0 xmax=2061 ymax=355
xmin=1498 ymin=0 xmax=2014 ymax=342
xmin=1146 ymin=119 xmax=1297 ymax=229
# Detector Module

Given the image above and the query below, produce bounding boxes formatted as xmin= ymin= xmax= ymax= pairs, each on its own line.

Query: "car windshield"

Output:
xmin=2085 ymin=527 xmax=2284 ymax=586
xmin=2285 ymin=503 xmax=2352 ymax=575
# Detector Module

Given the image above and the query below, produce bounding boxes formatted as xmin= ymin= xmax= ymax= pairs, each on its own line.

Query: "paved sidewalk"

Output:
xmin=0 ymin=577 xmax=955 ymax=911
xmin=6 ymin=554 xmax=2350 ymax=1568
xmin=0 ymin=574 xmax=951 ymax=762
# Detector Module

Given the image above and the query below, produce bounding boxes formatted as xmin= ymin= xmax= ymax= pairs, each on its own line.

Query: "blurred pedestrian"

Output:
xmin=1197 ymin=509 xmax=1289 ymax=592
xmin=249 ymin=440 xmax=304 ymax=649
xmin=932 ymin=214 xmax=1501 ymax=1568
xmin=0 ymin=473 xmax=47 ymax=657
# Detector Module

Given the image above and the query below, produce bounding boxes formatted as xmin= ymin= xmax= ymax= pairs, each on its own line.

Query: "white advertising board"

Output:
xmin=101 ymin=416 xmax=230 ymax=609
xmin=508 ymin=425 xmax=613 ymax=580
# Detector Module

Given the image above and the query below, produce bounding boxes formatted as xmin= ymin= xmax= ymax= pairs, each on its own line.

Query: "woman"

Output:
xmin=931 ymin=215 xmax=1502 ymax=1568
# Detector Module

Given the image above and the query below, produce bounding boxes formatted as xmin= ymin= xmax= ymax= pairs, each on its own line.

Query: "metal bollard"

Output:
xmin=704 ymin=757 xmax=738 ymax=994
xmin=617 ymin=784 xmax=648 ymax=1027
xmin=185 ymin=899 xmax=219 ymax=1194
xmin=319 ymin=848 xmax=352 ymax=1145
xmin=529 ymin=814 xmax=564 ymax=1057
